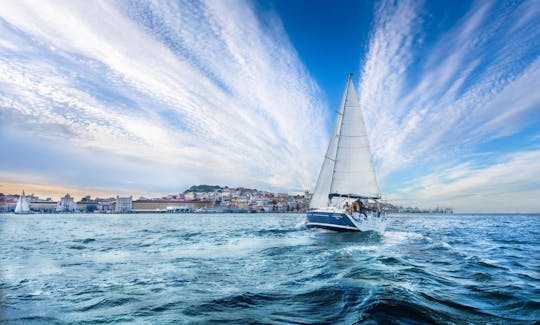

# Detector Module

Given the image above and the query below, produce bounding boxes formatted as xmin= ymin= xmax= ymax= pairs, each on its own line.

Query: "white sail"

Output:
xmin=310 ymin=74 xmax=380 ymax=209
xmin=310 ymin=79 xmax=346 ymax=209
xmin=22 ymin=195 xmax=30 ymax=212
xmin=14 ymin=191 xmax=30 ymax=214
xmin=331 ymin=77 xmax=380 ymax=198
xmin=14 ymin=197 xmax=22 ymax=213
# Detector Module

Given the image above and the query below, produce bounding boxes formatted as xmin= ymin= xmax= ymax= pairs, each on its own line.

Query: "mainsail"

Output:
xmin=310 ymin=74 xmax=380 ymax=209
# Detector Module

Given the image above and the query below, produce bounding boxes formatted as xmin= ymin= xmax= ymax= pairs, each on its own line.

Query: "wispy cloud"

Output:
xmin=386 ymin=149 xmax=540 ymax=213
xmin=359 ymin=0 xmax=540 ymax=211
xmin=0 ymin=0 xmax=329 ymax=193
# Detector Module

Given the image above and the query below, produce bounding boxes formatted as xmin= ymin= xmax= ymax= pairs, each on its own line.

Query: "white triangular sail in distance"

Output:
xmin=14 ymin=197 xmax=22 ymax=213
xmin=14 ymin=190 xmax=30 ymax=214
xmin=310 ymin=74 xmax=380 ymax=209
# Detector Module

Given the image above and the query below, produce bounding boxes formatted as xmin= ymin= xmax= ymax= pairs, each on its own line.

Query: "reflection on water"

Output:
xmin=0 ymin=213 xmax=539 ymax=323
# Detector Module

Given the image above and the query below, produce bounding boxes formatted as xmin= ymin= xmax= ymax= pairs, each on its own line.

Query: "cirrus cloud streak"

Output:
xmin=359 ymin=0 xmax=540 ymax=211
xmin=0 ymin=0 xmax=329 ymax=193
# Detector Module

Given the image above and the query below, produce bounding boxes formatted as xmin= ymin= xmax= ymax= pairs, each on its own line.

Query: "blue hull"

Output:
xmin=306 ymin=211 xmax=360 ymax=232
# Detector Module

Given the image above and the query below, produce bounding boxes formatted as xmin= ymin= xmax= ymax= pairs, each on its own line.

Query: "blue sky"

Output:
xmin=0 ymin=0 xmax=539 ymax=212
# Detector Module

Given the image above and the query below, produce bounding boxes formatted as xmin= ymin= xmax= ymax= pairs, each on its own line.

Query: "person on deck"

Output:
xmin=352 ymin=199 xmax=368 ymax=219
xmin=344 ymin=201 xmax=350 ymax=214
xmin=351 ymin=200 xmax=360 ymax=212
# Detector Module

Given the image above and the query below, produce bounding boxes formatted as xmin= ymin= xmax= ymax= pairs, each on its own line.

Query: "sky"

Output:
xmin=0 ymin=0 xmax=539 ymax=212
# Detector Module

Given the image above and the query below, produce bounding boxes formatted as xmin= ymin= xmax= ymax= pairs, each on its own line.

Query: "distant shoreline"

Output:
xmin=1 ymin=212 xmax=539 ymax=216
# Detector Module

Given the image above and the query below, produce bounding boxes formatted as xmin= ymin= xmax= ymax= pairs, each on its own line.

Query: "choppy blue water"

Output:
xmin=0 ymin=213 xmax=539 ymax=324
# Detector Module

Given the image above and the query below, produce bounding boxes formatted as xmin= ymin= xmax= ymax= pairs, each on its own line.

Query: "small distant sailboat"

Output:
xmin=307 ymin=73 xmax=385 ymax=232
xmin=14 ymin=190 xmax=31 ymax=214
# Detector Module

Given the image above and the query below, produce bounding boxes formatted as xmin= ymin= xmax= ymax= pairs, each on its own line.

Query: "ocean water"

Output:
xmin=0 ymin=213 xmax=538 ymax=324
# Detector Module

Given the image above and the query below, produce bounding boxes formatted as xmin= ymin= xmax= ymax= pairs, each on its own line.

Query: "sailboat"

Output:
xmin=14 ymin=190 xmax=31 ymax=214
xmin=307 ymin=73 xmax=385 ymax=232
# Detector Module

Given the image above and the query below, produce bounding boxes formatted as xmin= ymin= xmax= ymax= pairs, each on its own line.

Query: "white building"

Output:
xmin=115 ymin=196 xmax=132 ymax=213
xmin=98 ymin=200 xmax=115 ymax=213
xmin=222 ymin=190 xmax=232 ymax=199
xmin=56 ymin=194 xmax=77 ymax=212
xmin=184 ymin=192 xmax=196 ymax=200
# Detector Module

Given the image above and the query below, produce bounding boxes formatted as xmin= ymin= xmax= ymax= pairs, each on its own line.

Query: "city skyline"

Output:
xmin=1 ymin=0 xmax=539 ymax=212
xmin=1 ymin=184 xmax=453 ymax=215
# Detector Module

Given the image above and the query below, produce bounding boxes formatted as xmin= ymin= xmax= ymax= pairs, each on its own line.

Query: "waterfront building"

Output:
xmin=287 ymin=201 xmax=298 ymax=211
xmin=98 ymin=199 xmax=115 ymax=213
xmin=166 ymin=206 xmax=190 ymax=213
xmin=249 ymin=199 xmax=273 ymax=212
xmin=222 ymin=190 xmax=232 ymax=200
xmin=132 ymin=199 xmax=210 ymax=211
xmin=115 ymin=196 xmax=133 ymax=213
xmin=219 ymin=199 xmax=230 ymax=208
xmin=184 ymin=192 xmax=196 ymax=200
xmin=30 ymin=199 xmax=58 ymax=213
xmin=0 ymin=194 xmax=22 ymax=212
xmin=0 ymin=193 xmax=10 ymax=212
xmin=56 ymin=194 xmax=77 ymax=212
xmin=76 ymin=198 xmax=99 ymax=213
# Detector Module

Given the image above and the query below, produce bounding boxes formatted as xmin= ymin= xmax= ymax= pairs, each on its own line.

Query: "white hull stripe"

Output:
xmin=305 ymin=222 xmax=360 ymax=231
